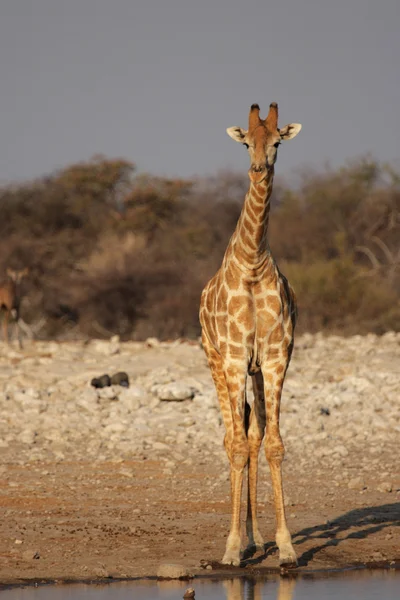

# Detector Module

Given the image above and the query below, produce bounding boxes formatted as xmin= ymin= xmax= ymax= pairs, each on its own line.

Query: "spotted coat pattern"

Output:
xmin=199 ymin=103 xmax=301 ymax=567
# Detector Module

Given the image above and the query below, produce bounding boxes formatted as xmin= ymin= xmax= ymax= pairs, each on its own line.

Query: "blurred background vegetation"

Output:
xmin=1 ymin=155 xmax=399 ymax=340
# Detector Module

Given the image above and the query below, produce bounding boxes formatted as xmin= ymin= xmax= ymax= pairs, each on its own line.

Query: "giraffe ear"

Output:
xmin=226 ymin=126 xmax=248 ymax=143
xmin=279 ymin=123 xmax=302 ymax=141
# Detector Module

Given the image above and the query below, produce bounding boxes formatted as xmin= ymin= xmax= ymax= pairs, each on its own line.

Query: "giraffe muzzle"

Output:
xmin=249 ymin=165 xmax=267 ymax=183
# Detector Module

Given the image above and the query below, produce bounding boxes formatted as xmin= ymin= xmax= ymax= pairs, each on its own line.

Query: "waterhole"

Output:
xmin=1 ymin=570 xmax=398 ymax=599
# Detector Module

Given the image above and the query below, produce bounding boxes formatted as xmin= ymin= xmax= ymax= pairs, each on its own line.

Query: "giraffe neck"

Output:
xmin=227 ymin=168 xmax=275 ymax=269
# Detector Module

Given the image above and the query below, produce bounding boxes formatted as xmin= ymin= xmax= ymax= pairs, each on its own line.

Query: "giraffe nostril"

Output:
xmin=251 ymin=165 xmax=265 ymax=173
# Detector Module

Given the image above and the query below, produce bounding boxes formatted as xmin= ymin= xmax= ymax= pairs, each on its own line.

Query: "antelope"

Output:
xmin=0 ymin=268 xmax=29 ymax=348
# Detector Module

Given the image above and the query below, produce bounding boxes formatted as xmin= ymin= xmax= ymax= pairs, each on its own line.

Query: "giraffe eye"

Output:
xmin=243 ymin=143 xmax=249 ymax=149
xmin=273 ymin=141 xmax=280 ymax=149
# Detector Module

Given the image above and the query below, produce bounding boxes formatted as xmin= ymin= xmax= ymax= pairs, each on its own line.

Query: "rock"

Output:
xmin=151 ymin=441 xmax=170 ymax=451
xmin=110 ymin=371 xmax=130 ymax=387
xmin=157 ymin=563 xmax=191 ymax=579
xmin=22 ymin=550 xmax=40 ymax=560
xmin=94 ymin=565 xmax=110 ymax=578
xmin=157 ymin=382 xmax=196 ymax=401
xmin=97 ymin=386 xmax=119 ymax=400
xmin=377 ymin=482 xmax=393 ymax=493
xmin=348 ymin=477 xmax=365 ymax=490
xmin=91 ymin=374 xmax=111 ymax=388
xmin=183 ymin=589 xmax=196 ymax=599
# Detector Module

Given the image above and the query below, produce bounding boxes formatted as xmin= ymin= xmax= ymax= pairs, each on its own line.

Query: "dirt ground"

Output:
xmin=0 ymin=454 xmax=399 ymax=586
xmin=0 ymin=336 xmax=399 ymax=586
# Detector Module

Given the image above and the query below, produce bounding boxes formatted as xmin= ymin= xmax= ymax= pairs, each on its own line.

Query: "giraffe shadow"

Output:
xmin=241 ymin=541 xmax=277 ymax=564
xmin=241 ymin=502 xmax=400 ymax=568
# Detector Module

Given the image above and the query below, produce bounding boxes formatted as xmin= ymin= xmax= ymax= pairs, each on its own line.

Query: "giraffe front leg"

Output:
xmin=200 ymin=336 xmax=241 ymax=565
xmin=221 ymin=364 xmax=249 ymax=566
xmin=245 ymin=372 xmax=266 ymax=552
xmin=263 ymin=362 xmax=297 ymax=567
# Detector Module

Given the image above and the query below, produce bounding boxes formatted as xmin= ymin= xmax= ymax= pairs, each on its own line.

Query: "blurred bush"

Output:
xmin=0 ymin=155 xmax=398 ymax=339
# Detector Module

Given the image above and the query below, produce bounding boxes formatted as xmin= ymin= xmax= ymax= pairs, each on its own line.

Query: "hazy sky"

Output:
xmin=1 ymin=0 xmax=399 ymax=183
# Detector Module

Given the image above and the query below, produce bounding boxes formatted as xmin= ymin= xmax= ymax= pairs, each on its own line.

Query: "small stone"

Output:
xmin=91 ymin=374 xmax=111 ymax=388
xmin=348 ymin=477 xmax=365 ymax=490
xmin=97 ymin=386 xmax=118 ymax=400
xmin=110 ymin=372 xmax=129 ymax=387
xmin=205 ymin=564 xmax=213 ymax=570
xmin=183 ymin=589 xmax=196 ymax=599
xmin=94 ymin=565 xmax=110 ymax=578
xmin=151 ymin=441 xmax=170 ymax=451
xmin=157 ymin=382 xmax=196 ymax=402
xmin=22 ymin=550 xmax=40 ymax=560
xmin=199 ymin=559 xmax=209 ymax=568
xmin=157 ymin=563 xmax=191 ymax=579
xmin=377 ymin=482 xmax=393 ymax=493
xmin=15 ymin=539 xmax=23 ymax=545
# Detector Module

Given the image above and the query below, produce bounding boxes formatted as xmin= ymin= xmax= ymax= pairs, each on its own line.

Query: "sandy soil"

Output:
xmin=0 ymin=335 xmax=399 ymax=585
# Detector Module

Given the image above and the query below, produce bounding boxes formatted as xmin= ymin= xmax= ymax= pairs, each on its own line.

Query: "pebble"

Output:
xmin=22 ymin=550 xmax=40 ymax=560
xmin=156 ymin=382 xmax=196 ymax=402
xmin=348 ymin=477 xmax=365 ymax=490
xmin=377 ymin=482 xmax=393 ymax=493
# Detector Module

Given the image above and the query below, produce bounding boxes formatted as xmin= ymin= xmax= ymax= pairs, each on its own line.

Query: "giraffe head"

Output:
xmin=226 ymin=103 xmax=302 ymax=183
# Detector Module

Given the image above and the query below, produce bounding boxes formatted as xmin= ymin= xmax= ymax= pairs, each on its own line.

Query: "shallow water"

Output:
xmin=2 ymin=571 xmax=398 ymax=599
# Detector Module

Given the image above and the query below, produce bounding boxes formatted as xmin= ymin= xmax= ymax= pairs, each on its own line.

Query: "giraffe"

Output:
xmin=199 ymin=102 xmax=301 ymax=567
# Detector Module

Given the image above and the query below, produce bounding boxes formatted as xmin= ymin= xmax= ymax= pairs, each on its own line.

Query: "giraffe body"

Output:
xmin=199 ymin=103 xmax=301 ymax=566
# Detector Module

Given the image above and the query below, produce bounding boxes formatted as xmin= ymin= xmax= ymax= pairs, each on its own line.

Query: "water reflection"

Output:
xmin=221 ymin=577 xmax=295 ymax=600
xmin=178 ymin=577 xmax=296 ymax=600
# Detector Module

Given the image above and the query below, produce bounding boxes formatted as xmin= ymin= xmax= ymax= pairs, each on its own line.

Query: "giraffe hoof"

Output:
xmin=221 ymin=549 xmax=241 ymax=566
xmin=279 ymin=548 xmax=298 ymax=569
